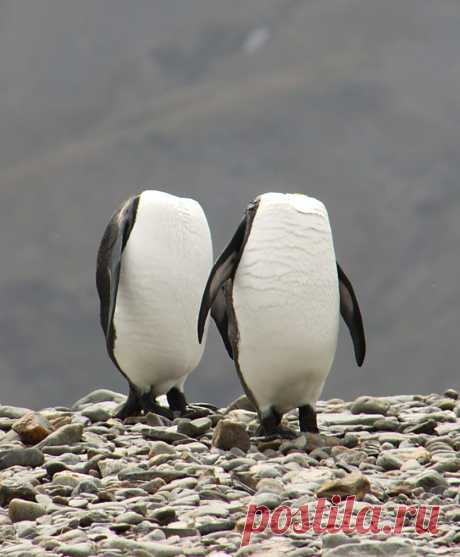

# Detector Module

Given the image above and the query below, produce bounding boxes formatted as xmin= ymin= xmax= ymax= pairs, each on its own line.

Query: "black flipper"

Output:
xmin=198 ymin=201 xmax=259 ymax=343
xmin=96 ymin=195 xmax=140 ymax=358
xmin=210 ymin=284 xmax=233 ymax=359
xmin=337 ymin=263 xmax=366 ymax=366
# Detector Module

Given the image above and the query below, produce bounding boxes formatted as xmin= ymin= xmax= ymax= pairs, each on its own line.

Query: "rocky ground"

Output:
xmin=0 ymin=389 xmax=459 ymax=557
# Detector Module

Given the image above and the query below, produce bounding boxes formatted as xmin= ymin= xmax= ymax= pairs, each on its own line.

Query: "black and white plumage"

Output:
xmin=97 ymin=190 xmax=213 ymax=419
xmin=198 ymin=192 xmax=365 ymax=437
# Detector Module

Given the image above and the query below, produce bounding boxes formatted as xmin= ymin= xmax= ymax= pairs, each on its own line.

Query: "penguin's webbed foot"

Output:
xmin=136 ymin=391 xmax=174 ymax=420
xmin=298 ymin=404 xmax=319 ymax=434
xmin=114 ymin=402 xmax=141 ymax=420
xmin=257 ymin=407 xmax=298 ymax=439
xmin=145 ymin=402 xmax=175 ymax=421
xmin=166 ymin=388 xmax=216 ymax=419
xmin=114 ymin=386 xmax=176 ymax=421
xmin=113 ymin=384 xmax=142 ymax=420
xmin=166 ymin=387 xmax=187 ymax=417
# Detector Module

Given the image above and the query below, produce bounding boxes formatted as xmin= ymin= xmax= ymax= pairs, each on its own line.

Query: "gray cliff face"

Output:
xmin=1 ymin=1 xmax=460 ymax=408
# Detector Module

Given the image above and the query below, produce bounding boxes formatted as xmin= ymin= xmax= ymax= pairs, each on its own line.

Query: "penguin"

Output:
xmin=96 ymin=190 xmax=213 ymax=420
xmin=198 ymin=192 xmax=365 ymax=437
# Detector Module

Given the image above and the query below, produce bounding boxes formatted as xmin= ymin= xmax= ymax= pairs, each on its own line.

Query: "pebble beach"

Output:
xmin=0 ymin=389 xmax=459 ymax=556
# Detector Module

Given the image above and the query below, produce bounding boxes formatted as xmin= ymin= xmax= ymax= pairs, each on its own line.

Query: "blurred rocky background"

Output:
xmin=0 ymin=0 xmax=459 ymax=409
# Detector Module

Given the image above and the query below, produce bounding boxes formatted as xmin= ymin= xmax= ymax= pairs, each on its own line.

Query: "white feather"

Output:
xmin=113 ymin=190 xmax=213 ymax=394
xmin=233 ymin=193 xmax=339 ymax=414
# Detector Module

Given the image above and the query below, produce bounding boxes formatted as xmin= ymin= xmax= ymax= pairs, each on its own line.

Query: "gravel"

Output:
xmin=0 ymin=389 xmax=458 ymax=556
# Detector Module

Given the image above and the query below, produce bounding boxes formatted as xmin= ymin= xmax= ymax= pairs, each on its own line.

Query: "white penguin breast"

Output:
xmin=233 ymin=197 xmax=340 ymax=413
xmin=113 ymin=191 xmax=213 ymax=394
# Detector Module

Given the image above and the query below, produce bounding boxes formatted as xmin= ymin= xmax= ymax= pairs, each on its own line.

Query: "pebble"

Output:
xmin=143 ymin=426 xmax=189 ymax=443
xmin=444 ymin=388 xmax=458 ymax=400
xmin=58 ymin=543 xmax=95 ymax=557
xmin=0 ymin=448 xmax=44 ymax=470
xmin=384 ymin=446 xmax=430 ymax=464
xmin=0 ymin=481 xmax=37 ymax=506
xmin=256 ymin=478 xmax=284 ymax=494
xmin=350 ymin=396 xmax=390 ymax=416
xmin=322 ymin=534 xmax=356 ymax=549
xmin=376 ymin=453 xmax=402 ymax=471
xmin=53 ymin=471 xmax=93 ymax=488
xmin=323 ymin=540 xmax=416 ymax=556
xmin=316 ymin=472 xmax=371 ymax=500
xmin=252 ymin=492 xmax=282 ymax=509
xmin=372 ymin=417 xmax=401 ymax=432
xmin=36 ymin=424 xmax=83 ymax=448
xmin=177 ymin=417 xmax=212 ymax=437
xmin=435 ymin=397 xmax=457 ymax=411
xmin=149 ymin=507 xmax=177 ymax=525
xmin=212 ymin=420 xmax=251 ymax=452
xmin=72 ymin=478 xmax=102 ymax=495
xmin=403 ymin=420 xmax=438 ymax=435
xmin=115 ymin=511 xmax=144 ymax=525
xmin=12 ymin=412 xmax=53 ymax=444
xmin=101 ymin=537 xmax=182 ymax=556
xmin=414 ymin=470 xmax=448 ymax=493
xmin=72 ymin=389 xmax=126 ymax=410
xmin=80 ymin=402 xmax=116 ymax=422
xmin=8 ymin=499 xmax=46 ymax=522
xmin=0 ymin=405 xmax=31 ymax=419
xmin=97 ymin=459 xmax=125 ymax=477
xmin=197 ymin=518 xmax=235 ymax=535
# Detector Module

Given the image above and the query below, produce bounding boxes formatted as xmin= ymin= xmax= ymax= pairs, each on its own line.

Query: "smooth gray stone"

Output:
xmin=142 ymin=427 xmax=189 ymax=443
xmin=101 ymin=537 xmax=182 ymax=556
xmin=372 ymin=418 xmax=401 ymax=432
xmin=403 ymin=420 xmax=438 ymax=435
xmin=14 ymin=520 xmax=37 ymax=539
xmin=176 ymin=417 xmax=212 ymax=437
xmin=433 ymin=458 xmax=460 ymax=473
xmin=321 ymin=414 xmax=383 ymax=427
xmin=80 ymin=402 xmax=115 ymax=422
xmin=114 ymin=511 xmax=144 ymax=525
xmin=376 ymin=453 xmax=402 ymax=471
xmin=78 ymin=509 xmax=112 ymax=527
xmin=8 ymin=499 xmax=46 ymax=522
xmin=118 ymin=468 xmax=187 ymax=482
xmin=323 ymin=540 xmax=416 ymax=556
xmin=251 ymin=492 xmax=282 ymax=509
xmin=0 ymin=481 xmax=37 ymax=506
xmin=72 ymin=390 xmax=126 ymax=410
xmin=36 ymin=424 xmax=83 ymax=448
xmin=351 ymin=396 xmax=390 ymax=415
xmin=57 ymin=543 xmax=95 ymax=557
xmin=149 ymin=507 xmax=177 ymax=525
xmin=0 ymin=406 xmax=31 ymax=419
xmin=161 ymin=526 xmax=199 ymax=538
xmin=72 ymin=478 xmax=102 ymax=496
xmin=414 ymin=470 xmax=448 ymax=493
xmin=323 ymin=534 xmax=356 ymax=549
xmin=0 ymin=448 xmax=44 ymax=470
xmin=197 ymin=518 xmax=235 ymax=535
xmin=149 ymin=441 xmax=178 ymax=456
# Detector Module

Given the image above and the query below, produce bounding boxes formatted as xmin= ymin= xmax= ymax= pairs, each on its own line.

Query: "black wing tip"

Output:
xmin=355 ymin=333 xmax=366 ymax=366
xmin=197 ymin=305 xmax=206 ymax=344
